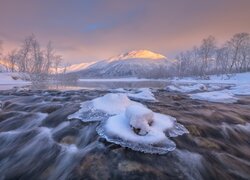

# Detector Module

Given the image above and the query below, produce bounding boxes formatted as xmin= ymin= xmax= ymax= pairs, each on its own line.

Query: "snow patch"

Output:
xmin=0 ymin=73 xmax=30 ymax=85
xmin=190 ymin=90 xmax=238 ymax=103
xmin=229 ymin=84 xmax=250 ymax=96
xmin=170 ymin=72 xmax=250 ymax=103
xmin=127 ymin=88 xmax=156 ymax=102
xmin=109 ymin=88 xmax=157 ymax=102
xmin=166 ymin=83 xmax=207 ymax=93
xmin=0 ymin=73 xmax=31 ymax=90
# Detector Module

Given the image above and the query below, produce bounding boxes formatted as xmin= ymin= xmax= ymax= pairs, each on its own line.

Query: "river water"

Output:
xmin=0 ymin=86 xmax=249 ymax=179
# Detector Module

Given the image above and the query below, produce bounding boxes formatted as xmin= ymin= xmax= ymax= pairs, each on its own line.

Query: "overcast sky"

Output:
xmin=0 ymin=0 xmax=250 ymax=63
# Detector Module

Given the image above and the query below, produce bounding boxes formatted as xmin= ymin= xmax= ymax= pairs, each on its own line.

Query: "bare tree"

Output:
xmin=6 ymin=49 xmax=19 ymax=72
xmin=53 ymin=55 xmax=62 ymax=74
xmin=16 ymin=35 xmax=34 ymax=73
xmin=215 ymin=46 xmax=230 ymax=75
xmin=43 ymin=41 xmax=54 ymax=74
xmin=198 ymin=36 xmax=216 ymax=77
xmin=226 ymin=33 xmax=250 ymax=73
xmin=175 ymin=33 xmax=250 ymax=78
xmin=4 ymin=34 xmax=64 ymax=81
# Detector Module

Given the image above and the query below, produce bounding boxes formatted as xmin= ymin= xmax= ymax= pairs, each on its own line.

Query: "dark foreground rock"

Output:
xmin=0 ymin=89 xmax=249 ymax=180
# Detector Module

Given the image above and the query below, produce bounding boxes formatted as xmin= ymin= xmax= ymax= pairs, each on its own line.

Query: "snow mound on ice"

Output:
xmin=68 ymin=93 xmax=142 ymax=122
xmin=92 ymin=93 xmax=137 ymax=114
xmin=97 ymin=104 xmax=188 ymax=154
xmin=126 ymin=105 xmax=154 ymax=136
xmin=190 ymin=90 xmax=238 ymax=103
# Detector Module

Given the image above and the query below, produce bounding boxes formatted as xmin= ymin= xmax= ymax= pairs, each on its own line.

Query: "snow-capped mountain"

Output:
xmin=71 ymin=50 xmax=177 ymax=78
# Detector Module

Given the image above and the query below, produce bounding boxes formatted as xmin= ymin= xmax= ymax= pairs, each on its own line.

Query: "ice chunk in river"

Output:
xmin=127 ymin=88 xmax=157 ymax=102
xmin=97 ymin=104 xmax=188 ymax=154
xmin=69 ymin=93 xmax=188 ymax=154
xmin=109 ymin=88 xmax=157 ymax=102
xmin=68 ymin=93 xmax=142 ymax=122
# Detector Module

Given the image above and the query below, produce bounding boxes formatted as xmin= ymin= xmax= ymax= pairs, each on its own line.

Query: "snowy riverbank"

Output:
xmin=0 ymin=73 xmax=31 ymax=90
xmin=167 ymin=72 xmax=250 ymax=103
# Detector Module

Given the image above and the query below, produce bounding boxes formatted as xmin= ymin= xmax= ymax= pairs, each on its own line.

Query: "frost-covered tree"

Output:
xmin=53 ymin=55 xmax=62 ymax=75
xmin=175 ymin=33 xmax=250 ymax=78
xmin=226 ymin=33 xmax=250 ymax=73
xmin=215 ymin=46 xmax=230 ymax=75
xmin=6 ymin=49 xmax=19 ymax=72
xmin=198 ymin=36 xmax=216 ymax=77
xmin=4 ymin=34 xmax=64 ymax=80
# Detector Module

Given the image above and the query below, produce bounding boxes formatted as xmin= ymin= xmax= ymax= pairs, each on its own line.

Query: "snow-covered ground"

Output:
xmin=168 ymin=72 xmax=250 ymax=103
xmin=172 ymin=72 xmax=250 ymax=85
xmin=0 ymin=73 xmax=31 ymax=90
xmin=190 ymin=91 xmax=238 ymax=103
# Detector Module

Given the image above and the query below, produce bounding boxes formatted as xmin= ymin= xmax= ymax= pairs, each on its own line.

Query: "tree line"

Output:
xmin=176 ymin=32 xmax=250 ymax=78
xmin=0 ymin=34 xmax=64 ymax=80
xmin=1 ymin=32 xmax=250 ymax=80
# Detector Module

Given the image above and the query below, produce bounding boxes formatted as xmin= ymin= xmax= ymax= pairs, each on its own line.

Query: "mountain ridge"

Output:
xmin=65 ymin=50 xmax=168 ymax=73
xmin=69 ymin=50 xmax=176 ymax=78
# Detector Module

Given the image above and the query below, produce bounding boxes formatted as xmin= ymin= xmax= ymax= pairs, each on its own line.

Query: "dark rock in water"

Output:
xmin=41 ymin=103 xmax=81 ymax=128
xmin=0 ymin=89 xmax=249 ymax=180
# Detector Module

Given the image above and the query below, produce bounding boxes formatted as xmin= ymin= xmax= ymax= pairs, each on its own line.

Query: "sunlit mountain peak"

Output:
xmin=108 ymin=50 xmax=167 ymax=61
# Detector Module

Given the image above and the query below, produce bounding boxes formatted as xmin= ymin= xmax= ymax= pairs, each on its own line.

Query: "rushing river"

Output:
xmin=0 ymin=87 xmax=249 ymax=179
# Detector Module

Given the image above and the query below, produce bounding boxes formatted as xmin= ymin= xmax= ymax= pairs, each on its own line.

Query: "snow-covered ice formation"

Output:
xmin=68 ymin=93 xmax=142 ymax=122
xmin=127 ymin=88 xmax=157 ymax=102
xmin=97 ymin=104 xmax=188 ymax=154
xmin=68 ymin=88 xmax=157 ymax=122
xmin=69 ymin=93 xmax=188 ymax=154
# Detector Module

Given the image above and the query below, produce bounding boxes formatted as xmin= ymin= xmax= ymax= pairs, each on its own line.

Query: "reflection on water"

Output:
xmin=30 ymin=80 xmax=170 ymax=90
